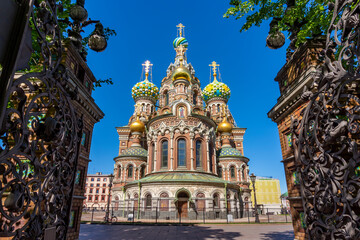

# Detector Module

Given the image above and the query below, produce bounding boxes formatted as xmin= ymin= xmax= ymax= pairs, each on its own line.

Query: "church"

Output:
xmin=111 ymin=24 xmax=252 ymax=220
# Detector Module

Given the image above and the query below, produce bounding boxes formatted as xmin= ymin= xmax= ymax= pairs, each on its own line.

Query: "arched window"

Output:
xmin=213 ymin=193 xmax=219 ymax=208
xmin=177 ymin=139 xmax=186 ymax=167
xmin=117 ymin=167 xmax=121 ymax=178
xmin=160 ymin=192 xmax=169 ymax=211
xmin=230 ymin=166 xmax=235 ymax=178
xmin=242 ymin=166 xmax=246 ymax=181
xmin=218 ymin=167 xmax=222 ymax=178
xmin=151 ymin=143 xmax=155 ymax=171
xmin=140 ymin=166 xmax=145 ymax=178
xmin=164 ymin=90 xmax=169 ymax=105
xmin=195 ymin=140 xmax=202 ymax=168
xmin=209 ymin=144 xmax=213 ymax=172
xmin=161 ymin=140 xmax=168 ymax=168
xmin=146 ymin=194 xmax=152 ymax=209
xmin=193 ymin=91 xmax=197 ymax=105
xmin=128 ymin=165 xmax=133 ymax=178
xmin=217 ymin=104 xmax=220 ymax=113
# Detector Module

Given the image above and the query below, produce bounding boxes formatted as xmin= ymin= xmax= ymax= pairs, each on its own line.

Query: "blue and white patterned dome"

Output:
xmin=202 ymin=79 xmax=231 ymax=103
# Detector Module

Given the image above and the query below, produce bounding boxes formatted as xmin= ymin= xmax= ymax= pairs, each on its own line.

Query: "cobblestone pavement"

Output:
xmin=79 ymin=223 xmax=294 ymax=240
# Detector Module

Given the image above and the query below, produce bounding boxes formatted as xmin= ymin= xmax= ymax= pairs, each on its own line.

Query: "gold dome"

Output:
xmin=130 ymin=117 xmax=145 ymax=133
xmin=217 ymin=117 xmax=233 ymax=133
xmin=172 ymin=66 xmax=191 ymax=81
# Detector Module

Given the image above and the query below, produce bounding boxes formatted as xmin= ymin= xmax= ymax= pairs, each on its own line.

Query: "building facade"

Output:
xmin=83 ymin=172 xmax=112 ymax=209
xmin=111 ymin=24 xmax=252 ymax=220
xmin=268 ymin=39 xmax=324 ymax=239
xmin=250 ymin=177 xmax=281 ymax=213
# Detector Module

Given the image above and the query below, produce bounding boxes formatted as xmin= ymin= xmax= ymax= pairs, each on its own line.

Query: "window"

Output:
xmin=75 ymin=170 xmax=81 ymax=185
xmin=90 ymin=183 xmax=94 ymax=187
xmin=102 ymin=189 xmax=106 ymax=193
xmin=95 ymin=196 xmax=98 ymax=201
xmin=89 ymin=188 xmax=93 ymax=193
xmin=91 ymin=178 xmax=94 ymax=181
xmin=88 ymin=196 xmax=92 ymax=201
xmin=97 ymin=178 xmax=100 ymax=181
xmin=140 ymin=166 xmax=145 ymax=178
xmin=164 ymin=91 xmax=169 ymax=105
xmin=217 ymin=104 xmax=220 ymax=113
xmin=218 ymin=167 xmax=222 ymax=178
xmin=81 ymin=132 xmax=86 ymax=146
xmin=101 ymin=196 xmax=105 ymax=201
xmin=161 ymin=140 xmax=168 ymax=168
xmin=104 ymin=178 xmax=107 ymax=181
xmin=230 ymin=166 xmax=235 ymax=178
xmin=96 ymin=189 xmax=99 ymax=194
xmin=146 ymin=194 xmax=152 ymax=208
xmin=177 ymin=139 xmax=186 ymax=167
xmin=242 ymin=166 xmax=246 ymax=181
xmin=128 ymin=165 xmax=133 ymax=178
xmin=195 ymin=140 xmax=202 ymax=168
xmin=209 ymin=144 xmax=213 ymax=172
xmin=103 ymin=183 xmax=106 ymax=187
xmin=69 ymin=211 xmax=75 ymax=228
xmin=118 ymin=168 xmax=121 ymax=178
xmin=96 ymin=183 xmax=100 ymax=187
xmin=193 ymin=92 xmax=197 ymax=105
xmin=213 ymin=194 xmax=219 ymax=208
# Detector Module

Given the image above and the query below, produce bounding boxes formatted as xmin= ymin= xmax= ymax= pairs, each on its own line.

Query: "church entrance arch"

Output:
xmin=176 ymin=191 xmax=190 ymax=218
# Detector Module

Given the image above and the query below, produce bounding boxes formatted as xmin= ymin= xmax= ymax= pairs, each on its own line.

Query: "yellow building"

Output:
xmin=250 ymin=177 xmax=281 ymax=214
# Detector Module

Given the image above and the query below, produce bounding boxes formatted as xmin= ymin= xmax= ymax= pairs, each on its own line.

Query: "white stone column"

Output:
xmin=154 ymin=136 xmax=158 ymax=172
xmin=205 ymin=135 xmax=210 ymax=173
xmin=190 ymin=133 xmax=194 ymax=170
xmin=213 ymin=145 xmax=217 ymax=174
xmin=237 ymin=168 xmax=240 ymax=182
xmin=170 ymin=132 xmax=174 ymax=170
xmin=147 ymin=140 xmax=151 ymax=174
xmin=222 ymin=167 xmax=226 ymax=180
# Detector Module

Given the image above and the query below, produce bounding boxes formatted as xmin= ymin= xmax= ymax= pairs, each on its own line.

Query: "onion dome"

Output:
xmin=217 ymin=117 xmax=233 ymax=133
xmin=119 ymin=146 xmax=147 ymax=159
xmin=131 ymin=79 xmax=159 ymax=101
xmin=172 ymin=66 xmax=191 ymax=81
xmin=130 ymin=116 xmax=145 ymax=133
xmin=219 ymin=147 xmax=242 ymax=158
xmin=173 ymin=37 xmax=188 ymax=48
xmin=202 ymin=79 xmax=231 ymax=103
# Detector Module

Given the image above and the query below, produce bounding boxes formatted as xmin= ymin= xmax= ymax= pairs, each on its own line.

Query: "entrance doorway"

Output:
xmin=177 ymin=191 xmax=189 ymax=218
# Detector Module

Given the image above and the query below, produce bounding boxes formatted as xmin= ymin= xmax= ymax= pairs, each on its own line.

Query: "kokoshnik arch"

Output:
xmin=111 ymin=24 xmax=252 ymax=219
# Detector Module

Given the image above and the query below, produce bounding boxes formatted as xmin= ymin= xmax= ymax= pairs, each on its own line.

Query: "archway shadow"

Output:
xmin=79 ymin=224 xmax=242 ymax=240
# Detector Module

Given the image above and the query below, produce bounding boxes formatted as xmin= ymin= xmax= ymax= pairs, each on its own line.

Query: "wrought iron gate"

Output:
xmin=292 ymin=0 xmax=360 ymax=239
xmin=0 ymin=0 xmax=82 ymax=239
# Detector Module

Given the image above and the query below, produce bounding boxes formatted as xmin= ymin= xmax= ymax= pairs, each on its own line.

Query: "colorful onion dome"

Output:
xmin=217 ymin=117 xmax=233 ymax=133
xmin=130 ymin=116 xmax=145 ymax=133
xmin=131 ymin=79 xmax=159 ymax=101
xmin=172 ymin=66 xmax=191 ymax=81
xmin=202 ymin=79 xmax=231 ymax=102
xmin=219 ymin=146 xmax=242 ymax=158
xmin=173 ymin=37 xmax=188 ymax=48
xmin=119 ymin=146 xmax=147 ymax=159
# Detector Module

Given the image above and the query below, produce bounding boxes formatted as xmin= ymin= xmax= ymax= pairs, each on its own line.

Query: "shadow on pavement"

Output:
xmin=79 ymin=224 xmax=242 ymax=240
xmin=260 ymin=230 xmax=295 ymax=240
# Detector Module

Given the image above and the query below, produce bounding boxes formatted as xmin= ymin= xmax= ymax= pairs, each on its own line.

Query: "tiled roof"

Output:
xmin=119 ymin=147 xmax=147 ymax=158
xmin=218 ymin=147 xmax=242 ymax=158
xmin=131 ymin=172 xmax=230 ymax=184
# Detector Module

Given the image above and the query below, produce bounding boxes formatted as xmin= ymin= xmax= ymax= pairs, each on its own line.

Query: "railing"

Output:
xmin=81 ymin=207 xmax=291 ymax=224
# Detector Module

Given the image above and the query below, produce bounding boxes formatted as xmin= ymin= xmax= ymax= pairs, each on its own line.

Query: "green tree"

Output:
xmin=224 ymin=0 xmax=332 ymax=48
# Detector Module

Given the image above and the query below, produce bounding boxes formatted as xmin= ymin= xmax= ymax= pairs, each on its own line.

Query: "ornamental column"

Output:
xmin=170 ymin=132 xmax=174 ymax=170
xmin=205 ymin=135 xmax=210 ymax=173
xmin=190 ymin=132 xmax=194 ymax=170
xmin=153 ymin=136 xmax=158 ymax=172
xmin=147 ymin=139 xmax=151 ymax=174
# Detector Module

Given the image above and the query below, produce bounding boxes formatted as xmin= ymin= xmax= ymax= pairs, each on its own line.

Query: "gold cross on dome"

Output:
xmin=142 ymin=60 xmax=153 ymax=74
xmin=177 ymin=23 xmax=185 ymax=37
xmin=209 ymin=61 xmax=219 ymax=76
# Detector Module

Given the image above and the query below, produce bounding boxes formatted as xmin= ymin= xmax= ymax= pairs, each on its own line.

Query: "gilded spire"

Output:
xmin=209 ymin=61 xmax=220 ymax=81
xmin=142 ymin=60 xmax=153 ymax=81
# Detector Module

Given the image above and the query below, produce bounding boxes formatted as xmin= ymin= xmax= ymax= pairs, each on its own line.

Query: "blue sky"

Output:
xmin=84 ymin=0 xmax=289 ymax=193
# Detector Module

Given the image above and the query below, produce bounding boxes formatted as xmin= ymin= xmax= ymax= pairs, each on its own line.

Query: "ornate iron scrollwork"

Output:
xmin=292 ymin=0 xmax=360 ymax=239
xmin=0 ymin=1 xmax=82 ymax=239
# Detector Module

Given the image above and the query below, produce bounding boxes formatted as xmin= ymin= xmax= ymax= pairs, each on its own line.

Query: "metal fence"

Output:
xmin=81 ymin=207 xmax=291 ymax=224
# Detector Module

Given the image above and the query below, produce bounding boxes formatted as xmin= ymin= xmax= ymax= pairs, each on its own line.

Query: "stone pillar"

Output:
xmin=154 ymin=136 xmax=158 ymax=172
xmin=205 ymin=135 xmax=210 ymax=173
xmin=147 ymin=140 xmax=151 ymax=174
xmin=237 ymin=167 xmax=240 ymax=182
xmin=170 ymin=132 xmax=174 ymax=170
xmin=190 ymin=132 xmax=194 ymax=170
xmin=122 ymin=167 xmax=126 ymax=182
xmin=213 ymin=145 xmax=217 ymax=174
xmin=222 ymin=167 xmax=226 ymax=180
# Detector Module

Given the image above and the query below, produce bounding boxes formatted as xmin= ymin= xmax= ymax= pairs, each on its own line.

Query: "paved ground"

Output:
xmin=79 ymin=223 xmax=294 ymax=240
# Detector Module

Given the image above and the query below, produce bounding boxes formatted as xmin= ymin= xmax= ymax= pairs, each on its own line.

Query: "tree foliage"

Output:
xmin=224 ymin=0 xmax=333 ymax=48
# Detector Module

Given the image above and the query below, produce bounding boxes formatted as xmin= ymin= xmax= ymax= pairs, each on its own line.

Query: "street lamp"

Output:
xmin=250 ymin=173 xmax=260 ymax=223
xmin=105 ymin=173 xmax=114 ymax=223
